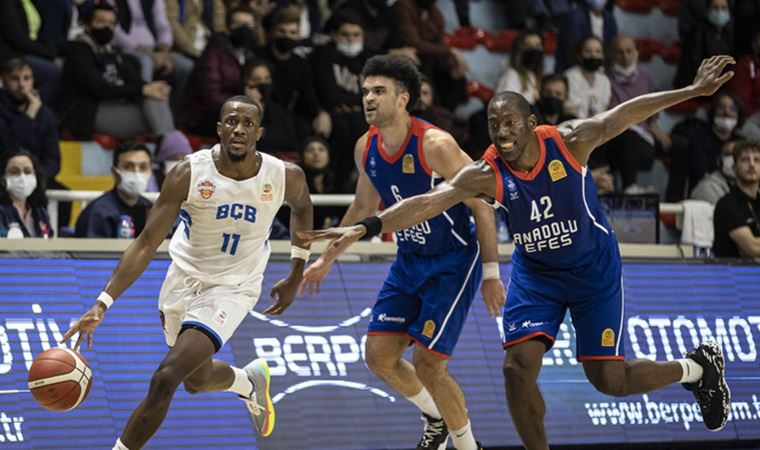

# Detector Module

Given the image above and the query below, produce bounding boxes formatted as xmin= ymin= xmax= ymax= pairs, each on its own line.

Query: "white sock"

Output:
xmin=677 ymin=358 xmax=704 ymax=383
xmin=226 ymin=366 xmax=254 ymax=397
xmin=406 ymin=387 xmax=441 ymax=419
xmin=113 ymin=438 xmax=131 ymax=450
xmin=450 ymin=421 xmax=477 ymax=450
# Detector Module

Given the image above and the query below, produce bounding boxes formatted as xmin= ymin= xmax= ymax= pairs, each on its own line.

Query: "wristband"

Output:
xmin=97 ymin=291 xmax=114 ymax=310
xmin=355 ymin=216 xmax=382 ymax=238
xmin=483 ymin=262 xmax=500 ymax=280
xmin=291 ymin=246 xmax=311 ymax=261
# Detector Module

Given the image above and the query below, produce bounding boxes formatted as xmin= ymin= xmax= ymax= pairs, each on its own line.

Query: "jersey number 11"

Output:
xmin=221 ymin=233 xmax=241 ymax=255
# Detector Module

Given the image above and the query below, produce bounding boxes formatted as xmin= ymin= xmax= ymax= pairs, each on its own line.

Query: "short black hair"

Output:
xmin=113 ymin=140 xmax=152 ymax=168
xmin=220 ymin=95 xmax=263 ymax=121
xmin=83 ymin=3 xmax=116 ymax=24
xmin=541 ymin=73 xmax=568 ymax=91
xmin=733 ymin=140 xmax=760 ymax=161
xmin=0 ymin=149 xmax=47 ymax=209
xmin=1 ymin=57 xmax=31 ymax=77
xmin=362 ymin=55 xmax=421 ymax=112
xmin=225 ymin=6 xmax=255 ymax=30
xmin=489 ymin=91 xmax=532 ymax=117
xmin=325 ymin=9 xmax=365 ymax=34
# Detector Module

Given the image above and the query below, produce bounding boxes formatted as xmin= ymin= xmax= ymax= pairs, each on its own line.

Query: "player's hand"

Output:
xmin=298 ymin=256 xmax=333 ymax=297
xmin=692 ymin=55 xmax=735 ymax=96
xmin=480 ymin=278 xmax=505 ymax=318
xmin=60 ymin=302 xmax=107 ymax=350
xmin=264 ymin=276 xmax=300 ymax=315
xmin=298 ymin=225 xmax=366 ymax=263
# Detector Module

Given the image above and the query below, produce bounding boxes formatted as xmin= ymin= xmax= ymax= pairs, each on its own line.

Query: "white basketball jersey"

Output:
xmin=168 ymin=146 xmax=286 ymax=285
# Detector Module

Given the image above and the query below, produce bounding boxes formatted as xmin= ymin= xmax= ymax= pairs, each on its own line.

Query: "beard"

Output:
xmin=228 ymin=148 xmax=249 ymax=162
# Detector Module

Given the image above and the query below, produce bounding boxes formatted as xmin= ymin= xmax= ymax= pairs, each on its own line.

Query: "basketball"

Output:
xmin=28 ymin=347 xmax=93 ymax=412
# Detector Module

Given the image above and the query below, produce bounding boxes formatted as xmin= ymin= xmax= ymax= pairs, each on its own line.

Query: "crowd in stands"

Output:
xmin=0 ymin=0 xmax=757 ymax=259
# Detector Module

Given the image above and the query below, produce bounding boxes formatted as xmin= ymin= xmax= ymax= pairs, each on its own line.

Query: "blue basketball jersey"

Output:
xmin=363 ymin=117 xmax=476 ymax=255
xmin=482 ymin=125 xmax=617 ymax=270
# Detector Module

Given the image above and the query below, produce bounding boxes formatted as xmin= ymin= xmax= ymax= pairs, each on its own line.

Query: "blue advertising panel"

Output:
xmin=0 ymin=257 xmax=759 ymax=449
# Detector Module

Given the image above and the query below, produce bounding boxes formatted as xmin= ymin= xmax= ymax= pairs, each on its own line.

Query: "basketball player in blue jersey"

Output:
xmin=300 ymin=55 xmax=505 ymax=450
xmin=301 ymin=55 xmax=736 ymax=448
xmin=60 ymin=96 xmax=314 ymax=450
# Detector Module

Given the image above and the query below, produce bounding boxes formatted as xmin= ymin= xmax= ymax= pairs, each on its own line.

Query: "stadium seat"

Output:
xmin=660 ymin=41 xmax=682 ymax=63
xmin=467 ymin=79 xmax=494 ymax=103
xmin=634 ymin=37 xmax=665 ymax=61
xmin=615 ymin=0 xmax=653 ymax=13
xmin=481 ymin=29 xmax=518 ymax=53
xmin=183 ymin=132 xmax=217 ymax=151
xmin=543 ymin=31 xmax=557 ymax=55
xmin=445 ymin=27 xmax=483 ymax=50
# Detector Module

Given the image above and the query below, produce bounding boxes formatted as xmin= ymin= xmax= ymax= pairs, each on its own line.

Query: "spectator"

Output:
xmin=0 ymin=149 xmax=52 ymax=238
xmin=564 ymin=35 xmax=610 ymax=119
xmin=312 ymin=10 xmax=369 ymax=185
xmin=35 ymin=0 xmax=96 ymax=59
xmin=392 ymin=0 xmax=468 ymax=110
xmin=666 ymin=91 xmax=743 ymax=201
xmin=414 ymin=77 xmax=468 ymax=146
xmin=183 ymin=6 xmax=259 ymax=137
xmin=300 ymin=136 xmax=344 ymax=227
xmin=242 ymin=59 xmax=299 ymax=153
xmin=106 ymin=0 xmax=194 ymax=112
xmin=730 ymin=29 xmax=760 ymax=141
xmin=165 ymin=0 xmax=226 ymax=59
xmin=0 ymin=0 xmax=63 ymax=108
xmin=713 ymin=141 xmax=760 ymax=258
xmin=75 ymin=141 xmax=154 ymax=238
xmin=495 ymin=29 xmax=544 ymax=104
xmin=273 ymin=0 xmax=323 ymax=45
xmin=691 ymin=140 xmax=737 ymax=204
xmin=674 ymin=0 xmax=734 ymax=88
xmin=154 ymin=129 xmax=193 ymax=188
xmin=533 ymin=73 xmax=576 ymax=125
xmin=554 ymin=0 xmax=617 ymax=72
xmin=0 ymin=58 xmax=60 ymax=183
xmin=257 ymin=7 xmax=331 ymax=139
xmin=62 ymin=3 xmax=191 ymax=160
xmin=603 ymin=34 xmax=671 ymax=191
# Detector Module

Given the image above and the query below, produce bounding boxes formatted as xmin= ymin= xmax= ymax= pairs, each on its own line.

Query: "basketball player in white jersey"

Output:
xmin=61 ymin=95 xmax=313 ymax=450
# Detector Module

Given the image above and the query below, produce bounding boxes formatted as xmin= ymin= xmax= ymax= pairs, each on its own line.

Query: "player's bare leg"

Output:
xmin=365 ymin=335 xmax=424 ymax=396
xmin=119 ymin=329 xmax=215 ymax=449
xmin=582 ymin=359 xmax=682 ymax=396
xmin=503 ymin=340 xmax=549 ymax=450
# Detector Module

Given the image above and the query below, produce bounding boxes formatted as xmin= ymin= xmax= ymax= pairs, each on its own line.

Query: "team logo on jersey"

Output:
xmin=197 ymin=180 xmax=216 ymax=199
xmin=422 ymin=320 xmax=436 ymax=338
xmin=368 ymin=156 xmax=377 ymax=177
xmin=261 ymin=183 xmax=273 ymax=201
xmin=213 ymin=309 xmax=228 ymax=326
xmin=548 ymin=160 xmax=567 ymax=182
xmin=402 ymin=154 xmax=415 ymax=174
xmin=601 ymin=328 xmax=615 ymax=347
xmin=506 ymin=177 xmax=519 ymax=200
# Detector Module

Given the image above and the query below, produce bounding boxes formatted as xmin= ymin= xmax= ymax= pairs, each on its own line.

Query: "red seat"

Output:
xmin=183 ymin=132 xmax=217 ymax=151
xmin=91 ymin=133 xmax=121 ymax=150
xmin=481 ymin=29 xmax=518 ymax=53
xmin=659 ymin=0 xmax=681 ymax=16
xmin=542 ymin=31 xmax=557 ymax=55
xmin=445 ymin=27 xmax=482 ymax=50
xmin=467 ymin=80 xmax=494 ymax=103
xmin=615 ymin=0 xmax=653 ymax=13
xmin=634 ymin=37 xmax=665 ymax=61
xmin=660 ymin=41 xmax=681 ymax=63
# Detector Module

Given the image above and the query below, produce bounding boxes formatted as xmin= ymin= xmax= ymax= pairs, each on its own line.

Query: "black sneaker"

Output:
xmin=416 ymin=413 xmax=448 ymax=450
xmin=477 ymin=441 xmax=484 ymax=449
xmin=682 ymin=341 xmax=731 ymax=431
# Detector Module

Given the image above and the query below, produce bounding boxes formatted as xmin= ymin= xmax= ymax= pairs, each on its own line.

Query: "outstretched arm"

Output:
xmin=560 ymin=55 xmax=735 ymax=165
xmin=62 ymin=161 xmax=190 ymax=349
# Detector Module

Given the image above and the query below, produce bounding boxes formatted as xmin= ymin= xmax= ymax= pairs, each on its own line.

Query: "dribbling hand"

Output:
xmin=692 ymin=55 xmax=735 ymax=97
xmin=60 ymin=302 xmax=107 ymax=350
xmin=264 ymin=276 xmax=300 ymax=315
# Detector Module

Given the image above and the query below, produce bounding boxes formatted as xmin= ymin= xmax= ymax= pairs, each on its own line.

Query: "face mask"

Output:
xmin=229 ymin=26 xmax=254 ymax=48
xmin=90 ymin=27 xmax=114 ymax=46
xmin=5 ymin=174 xmax=37 ymax=200
xmin=612 ymin=62 xmax=637 ymax=78
xmin=721 ymin=155 xmax=735 ymax=178
xmin=253 ymin=83 xmax=273 ymax=103
xmin=521 ymin=49 xmax=543 ymax=71
xmin=581 ymin=57 xmax=603 ymax=72
xmin=337 ymin=41 xmax=364 ymax=57
xmin=163 ymin=160 xmax=181 ymax=176
xmin=118 ymin=170 xmax=151 ymax=196
xmin=538 ymin=96 xmax=564 ymax=116
xmin=714 ymin=116 xmax=737 ymax=133
xmin=708 ymin=10 xmax=730 ymax=28
xmin=273 ymin=37 xmax=298 ymax=54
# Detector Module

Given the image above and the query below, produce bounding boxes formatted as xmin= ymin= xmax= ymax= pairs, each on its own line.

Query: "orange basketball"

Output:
xmin=28 ymin=347 xmax=93 ymax=411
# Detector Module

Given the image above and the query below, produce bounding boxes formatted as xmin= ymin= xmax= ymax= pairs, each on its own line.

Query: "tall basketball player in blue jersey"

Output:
xmin=301 ymin=55 xmax=736 ymax=448
xmin=301 ymin=55 xmax=505 ymax=450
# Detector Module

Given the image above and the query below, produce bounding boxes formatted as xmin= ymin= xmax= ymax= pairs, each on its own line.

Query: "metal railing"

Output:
xmin=46 ymin=189 xmax=685 ymax=234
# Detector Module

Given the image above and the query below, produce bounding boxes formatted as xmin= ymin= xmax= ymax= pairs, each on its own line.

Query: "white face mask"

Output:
xmin=721 ymin=155 xmax=735 ymax=178
xmin=163 ymin=159 xmax=182 ymax=176
xmin=337 ymin=41 xmax=363 ymax=57
xmin=5 ymin=174 xmax=37 ymax=200
xmin=118 ymin=170 xmax=151 ymax=196
xmin=714 ymin=116 xmax=738 ymax=133
xmin=613 ymin=62 xmax=637 ymax=78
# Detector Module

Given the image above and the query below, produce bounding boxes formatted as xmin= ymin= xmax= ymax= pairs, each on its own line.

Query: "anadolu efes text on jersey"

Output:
xmin=482 ymin=125 xmax=618 ymax=269
xmin=168 ymin=146 xmax=286 ymax=285
xmin=363 ymin=117 xmax=476 ymax=255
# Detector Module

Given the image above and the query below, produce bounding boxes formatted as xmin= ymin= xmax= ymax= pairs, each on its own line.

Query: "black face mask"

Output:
xmin=90 ymin=26 xmax=114 ymax=46
xmin=538 ymin=96 xmax=563 ymax=116
xmin=521 ymin=49 xmax=543 ymax=71
xmin=253 ymin=83 xmax=273 ymax=103
xmin=273 ymin=37 xmax=298 ymax=54
xmin=229 ymin=26 xmax=254 ymax=48
xmin=581 ymin=57 xmax=603 ymax=72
